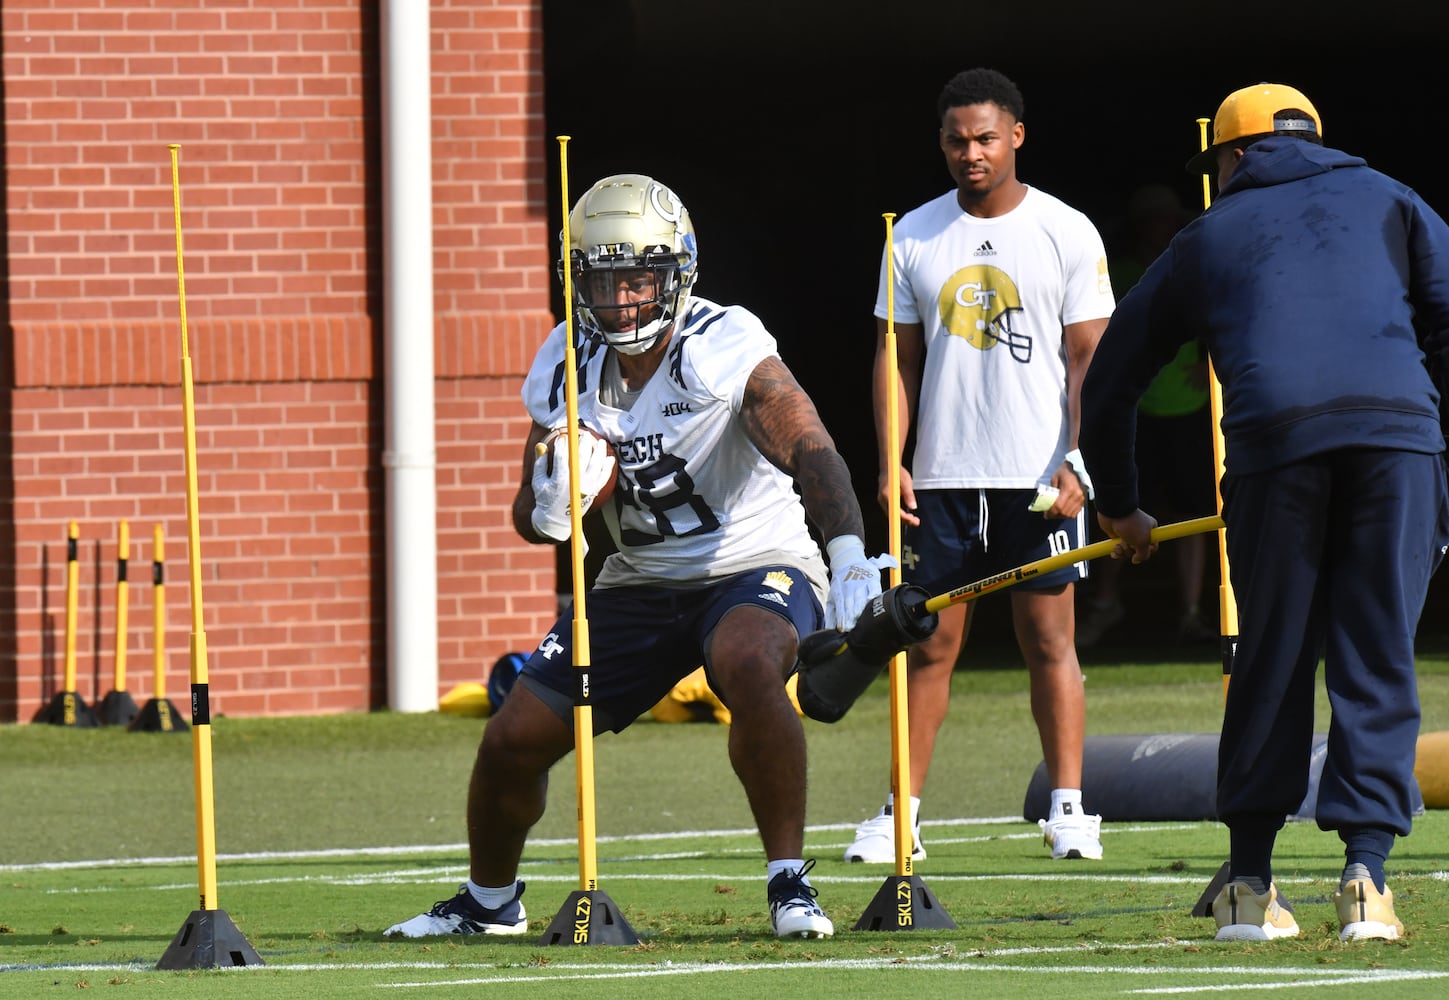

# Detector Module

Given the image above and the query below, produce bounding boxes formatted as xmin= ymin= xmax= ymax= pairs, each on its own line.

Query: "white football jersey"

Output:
xmin=521 ymin=296 xmax=829 ymax=597
xmin=875 ymin=186 xmax=1114 ymax=488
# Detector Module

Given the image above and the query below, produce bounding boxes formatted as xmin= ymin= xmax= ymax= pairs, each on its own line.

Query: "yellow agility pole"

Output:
xmin=99 ymin=519 xmax=141 ymax=726
xmin=114 ymin=520 xmax=130 ymax=694
xmin=66 ymin=520 xmax=79 ymax=697
xmin=38 ymin=521 xmax=99 ymax=725
xmin=924 ymin=515 xmax=1224 ymax=613
xmin=1198 ymin=117 xmax=1240 ymax=699
xmin=884 ymin=212 xmax=910 ymax=877
xmin=155 ymin=144 xmax=262 ymax=969
xmin=131 ymin=523 xmax=189 ymax=733
xmin=536 ymin=135 xmax=638 ymax=947
xmin=116 ymin=520 xmax=130 ymax=693
xmin=153 ymin=524 xmax=166 ymax=704
xmin=850 ymin=214 xmax=956 ymax=932
xmin=795 ymin=515 xmax=1226 ymax=725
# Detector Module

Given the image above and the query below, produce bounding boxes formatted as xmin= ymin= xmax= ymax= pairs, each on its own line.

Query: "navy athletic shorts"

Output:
xmin=903 ymin=488 xmax=1087 ymax=596
xmin=517 ymin=564 xmax=823 ymax=733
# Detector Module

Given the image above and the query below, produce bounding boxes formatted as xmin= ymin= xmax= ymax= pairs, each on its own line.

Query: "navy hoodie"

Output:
xmin=1080 ymin=137 xmax=1449 ymax=517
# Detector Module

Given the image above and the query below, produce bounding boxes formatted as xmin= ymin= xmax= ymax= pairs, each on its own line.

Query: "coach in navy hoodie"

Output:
xmin=1079 ymin=83 xmax=1449 ymax=943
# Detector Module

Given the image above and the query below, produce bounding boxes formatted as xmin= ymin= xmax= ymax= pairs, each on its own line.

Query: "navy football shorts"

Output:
xmin=903 ymin=488 xmax=1087 ymax=596
xmin=517 ymin=564 xmax=822 ymax=733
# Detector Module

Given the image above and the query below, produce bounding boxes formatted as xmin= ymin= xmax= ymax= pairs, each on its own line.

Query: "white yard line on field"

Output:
xmin=10 ymin=942 xmax=1448 ymax=994
xmin=3 ymin=817 xmax=1194 ymax=874
xmin=1127 ymin=968 xmax=1449 ymax=993
xmin=47 ymin=868 xmax=1243 ymax=894
xmin=356 ymin=954 xmax=1449 ymax=992
xmin=0 ymin=816 xmax=1022 ymax=873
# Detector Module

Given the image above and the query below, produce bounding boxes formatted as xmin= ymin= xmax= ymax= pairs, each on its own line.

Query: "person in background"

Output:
xmin=1077 ymin=184 xmax=1216 ymax=647
xmin=847 ymin=67 xmax=1114 ymax=866
xmin=386 ymin=174 xmax=889 ymax=941
xmin=1080 ymin=82 xmax=1449 ymax=941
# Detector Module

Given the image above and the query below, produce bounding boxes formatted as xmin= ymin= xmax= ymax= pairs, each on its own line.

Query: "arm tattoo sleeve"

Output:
xmin=741 ymin=356 xmax=865 ymax=542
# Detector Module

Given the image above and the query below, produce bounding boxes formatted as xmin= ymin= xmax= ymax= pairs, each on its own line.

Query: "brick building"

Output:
xmin=2 ymin=1 xmax=557 ymax=722
xmin=9 ymin=2 xmax=1448 ymax=724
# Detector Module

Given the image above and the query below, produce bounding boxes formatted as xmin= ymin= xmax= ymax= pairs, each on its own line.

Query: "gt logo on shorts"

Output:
xmin=538 ymin=633 xmax=565 ymax=659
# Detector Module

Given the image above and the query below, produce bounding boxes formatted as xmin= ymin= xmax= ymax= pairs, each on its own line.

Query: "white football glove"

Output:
xmin=824 ymin=535 xmax=897 ymax=631
xmin=530 ymin=431 xmax=617 ymax=541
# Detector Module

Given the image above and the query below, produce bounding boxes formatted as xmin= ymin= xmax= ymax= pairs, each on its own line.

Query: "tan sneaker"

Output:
xmin=1212 ymin=881 xmax=1300 ymax=941
xmin=1334 ymin=878 xmax=1404 ymax=941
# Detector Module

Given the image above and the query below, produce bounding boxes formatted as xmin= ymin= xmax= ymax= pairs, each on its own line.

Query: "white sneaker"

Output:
xmin=1038 ymin=805 xmax=1103 ymax=860
xmin=384 ymin=882 xmax=528 ymax=937
xmin=768 ymin=860 xmax=834 ymax=939
xmin=844 ymin=803 xmax=925 ymax=863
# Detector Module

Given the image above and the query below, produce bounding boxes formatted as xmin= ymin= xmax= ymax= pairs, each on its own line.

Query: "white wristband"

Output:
xmin=1064 ymin=448 xmax=1095 ymax=500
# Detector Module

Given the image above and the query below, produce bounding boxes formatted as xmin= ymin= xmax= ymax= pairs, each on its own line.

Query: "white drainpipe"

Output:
xmin=380 ymin=0 xmax=438 ymax=711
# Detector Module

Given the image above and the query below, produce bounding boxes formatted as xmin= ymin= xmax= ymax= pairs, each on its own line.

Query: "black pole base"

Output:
xmin=35 ymin=691 xmax=99 ymax=727
xmin=538 ymin=889 xmax=639 ymax=946
xmin=98 ymin=690 xmax=140 ymax=727
xmin=156 ymin=908 xmax=265 ymax=969
xmin=853 ymin=874 xmax=957 ymax=931
xmin=129 ymin=697 xmax=191 ymax=732
xmin=1191 ymin=861 xmax=1233 ymax=919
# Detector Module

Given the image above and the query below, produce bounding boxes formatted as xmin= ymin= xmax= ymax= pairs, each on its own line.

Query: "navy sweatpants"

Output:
xmin=1217 ymin=449 xmax=1449 ymax=839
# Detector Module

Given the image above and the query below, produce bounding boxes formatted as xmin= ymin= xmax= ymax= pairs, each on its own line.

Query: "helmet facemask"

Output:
xmin=561 ymin=175 xmax=699 ymax=355
xmin=572 ymin=248 xmax=690 ymax=355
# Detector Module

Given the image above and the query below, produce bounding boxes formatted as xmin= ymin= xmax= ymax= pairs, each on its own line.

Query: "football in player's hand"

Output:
xmin=541 ymin=425 xmax=619 ymax=507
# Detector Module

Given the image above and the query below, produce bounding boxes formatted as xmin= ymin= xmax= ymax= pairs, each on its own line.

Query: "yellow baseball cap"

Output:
xmin=1186 ymin=82 xmax=1322 ymax=173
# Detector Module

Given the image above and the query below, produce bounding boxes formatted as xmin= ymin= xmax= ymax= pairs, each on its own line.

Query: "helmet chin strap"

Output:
xmin=604 ymin=313 xmax=673 ymax=354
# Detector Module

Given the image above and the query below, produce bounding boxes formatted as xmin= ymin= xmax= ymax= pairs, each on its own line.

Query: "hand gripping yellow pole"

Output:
xmin=795 ymin=516 xmax=1226 ymax=731
xmin=538 ymin=137 xmax=637 ymax=946
xmin=1197 ymin=118 xmax=1239 ymax=699
xmin=923 ymin=515 xmax=1224 ymax=612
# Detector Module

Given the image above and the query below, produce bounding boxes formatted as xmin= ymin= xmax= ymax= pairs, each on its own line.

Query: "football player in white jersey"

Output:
xmin=844 ymin=68 xmax=1115 ymax=866
xmin=385 ymin=174 xmax=888 ymax=942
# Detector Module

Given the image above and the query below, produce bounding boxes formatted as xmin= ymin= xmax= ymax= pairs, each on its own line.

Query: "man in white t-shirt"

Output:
xmin=384 ymin=174 xmax=889 ymax=942
xmin=846 ymin=68 xmax=1115 ymax=864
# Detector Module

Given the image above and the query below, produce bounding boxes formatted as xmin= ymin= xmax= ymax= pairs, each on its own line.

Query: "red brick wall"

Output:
xmin=2 ymin=1 xmax=557 ymax=723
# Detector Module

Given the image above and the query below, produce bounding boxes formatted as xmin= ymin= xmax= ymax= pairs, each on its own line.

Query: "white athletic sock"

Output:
xmin=1049 ymin=788 xmax=1083 ymax=820
xmin=767 ymin=859 xmax=806 ymax=884
xmin=885 ymin=792 xmax=922 ymax=827
xmin=467 ymin=879 xmax=519 ymax=910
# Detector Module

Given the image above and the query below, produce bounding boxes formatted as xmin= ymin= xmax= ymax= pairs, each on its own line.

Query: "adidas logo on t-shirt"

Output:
xmin=973 ymin=240 xmax=996 ymax=257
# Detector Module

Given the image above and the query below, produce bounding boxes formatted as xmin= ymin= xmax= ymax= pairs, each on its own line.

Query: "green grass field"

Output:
xmin=5 ymin=642 xmax=1449 ymax=998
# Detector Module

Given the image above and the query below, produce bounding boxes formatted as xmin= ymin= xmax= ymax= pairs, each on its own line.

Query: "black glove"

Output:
xmin=794 ymin=583 xmax=939 ymax=723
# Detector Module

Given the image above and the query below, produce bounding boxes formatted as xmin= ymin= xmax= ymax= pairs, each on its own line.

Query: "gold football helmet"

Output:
xmin=562 ymin=174 xmax=700 ymax=354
